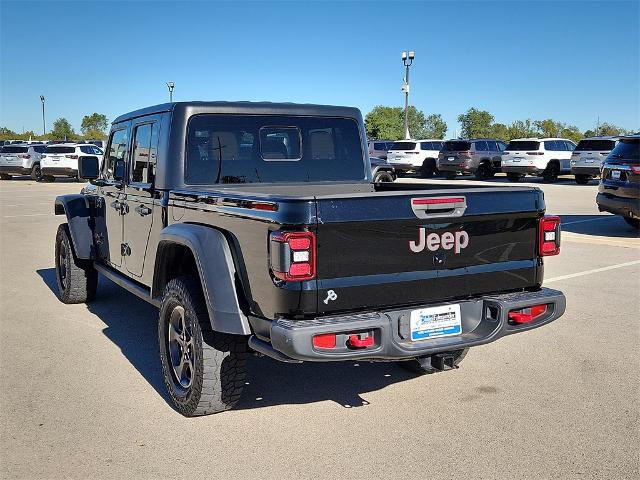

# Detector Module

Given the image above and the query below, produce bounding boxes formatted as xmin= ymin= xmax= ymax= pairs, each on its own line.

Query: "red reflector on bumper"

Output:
xmin=313 ymin=333 xmax=336 ymax=349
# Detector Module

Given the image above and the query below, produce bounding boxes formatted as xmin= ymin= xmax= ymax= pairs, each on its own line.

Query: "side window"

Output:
xmin=565 ymin=141 xmax=575 ymax=151
xmin=434 ymin=142 xmax=443 ymax=150
xmin=420 ymin=142 xmax=429 ymax=150
xmin=374 ymin=142 xmax=384 ymax=150
xmin=487 ymin=140 xmax=498 ymax=151
xmin=131 ymin=123 xmax=154 ymax=184
xmin=498 ymin=141 xmax=507 ymax=151
xmin=79 ymin=145 xmax=93 ymax=154
xmin=104 ymin=128 xmax=129 ymax=180
xmin=544 ymin=140 xmax=557 ymax=151
xmin=474 ymin=141 xmax=488 ymax=151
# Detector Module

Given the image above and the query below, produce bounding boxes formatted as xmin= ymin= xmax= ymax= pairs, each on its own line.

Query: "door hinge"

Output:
xmin=121 ymin=243 xmax=131 ymax=256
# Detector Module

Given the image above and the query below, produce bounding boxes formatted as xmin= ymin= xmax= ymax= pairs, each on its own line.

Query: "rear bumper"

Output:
xmin=386 ymin=162 xmax=415 ymax=172
xmin=571 ymin=166 xmax=600 ymax=176
xmin=437 ymin=163 xmax=472 ymax=173
xmin=502 ymin=165 xmax=544 ymax=175
xmin=256 ymin=288 xmax=566 ymax=362
xmin=41 ymin=166 xmax=78 ymax=177
xmin=0 ymin=165 xmax=30 ymax=175
xmin=596 ymin=192 xmax=640 ymax=218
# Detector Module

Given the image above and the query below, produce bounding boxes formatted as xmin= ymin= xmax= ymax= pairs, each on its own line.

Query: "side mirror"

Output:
xmin=79 ymin=156 xmax=100 ymax=180
xmin=114 ymin=159 xmax=125 ymax=181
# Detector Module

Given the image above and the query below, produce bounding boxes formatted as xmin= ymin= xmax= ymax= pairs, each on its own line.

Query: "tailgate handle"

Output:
xmin=411 ymin=196 xmax=467 ymax=219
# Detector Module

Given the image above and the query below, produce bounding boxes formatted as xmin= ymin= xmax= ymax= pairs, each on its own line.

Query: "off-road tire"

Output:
xmin=31 ymin=163 xmax=43 ymax=181
xmin=55 ymin=223 xmax=98 ymax=304
xmin=507 ymin=173 xmax=522 ymax=182
xmin=445 ymin=172 xmax=456 ymax=180
xmin=542 ymin=162 xmax=560 ymax=183
xmin=0 ymin=173 xmax=11 ymax=180
xmin=574 ymin=174 xmax=591 ymax=185
xmin=475 ymin=162 xmax=493 ymax=180
xmin=373 ymin=170 xmax=394 ymax=183
xmin=420 ymin=159 xmax=436 ymax=178
xmin=623 ymin=216 xmax=640 ymax=229
xmin=398 ymin=348 xmax=469 ymax=375
xmin=159 ymin=275 xmax=247 ymax=416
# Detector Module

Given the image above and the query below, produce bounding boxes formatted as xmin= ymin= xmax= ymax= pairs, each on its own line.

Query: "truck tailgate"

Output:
xmin=315 ymin=188 xmax=543 ymax=313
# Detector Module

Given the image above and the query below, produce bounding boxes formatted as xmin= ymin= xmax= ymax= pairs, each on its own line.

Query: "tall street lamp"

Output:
xmin=40 ymin=95 xmax=46 ymax=136
xmin=401 ymin=51 xmax=415 ymax=140
xmin=167 ymin=82 xmax=175 ymax=102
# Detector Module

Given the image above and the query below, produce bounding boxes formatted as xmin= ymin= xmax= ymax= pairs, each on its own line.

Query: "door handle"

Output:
xmin=135 ymin=205 xmax=152 ymax=216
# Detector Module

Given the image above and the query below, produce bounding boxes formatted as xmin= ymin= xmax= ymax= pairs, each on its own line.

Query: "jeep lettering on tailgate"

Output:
xmin=409 ymin=229 xmax=469 ymax=254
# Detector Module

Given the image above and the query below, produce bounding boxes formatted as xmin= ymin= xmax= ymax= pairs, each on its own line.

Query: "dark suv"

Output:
xmin=437 ymin=138 xmax=506 ymax=180
xmin=596 ymin=135 xmax=640 ymax=229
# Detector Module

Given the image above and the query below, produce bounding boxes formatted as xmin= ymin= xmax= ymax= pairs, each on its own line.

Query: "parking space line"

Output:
xmin=562 ymin=217 xmax=617 ymax=225
xmin=545 ymin=260 xmax=640 ymax=283
xmin=2 ymin=213 xmax=51 ymax=218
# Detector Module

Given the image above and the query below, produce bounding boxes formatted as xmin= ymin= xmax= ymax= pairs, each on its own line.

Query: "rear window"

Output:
xmin=442 ymin=141 xmax=471 ymax=151
xmin=185 ymin=114 xmax=365 ymax=184
xmin=575 ymin=140 xmax=616 ymax=151
xmin=2 ymin=146 xmax=28 ymax=153
xmin=609 ymin=138 xmax=640 ymax=162
xmin=506 ymin=141 xmax=540 ymax=151
xmin=390 ymin=142 xmax=416 ymax=151
xmin=45 ymin=146 xmax=75 ymax=154
xmin=373 ymin=142 xmax=389 ymax=151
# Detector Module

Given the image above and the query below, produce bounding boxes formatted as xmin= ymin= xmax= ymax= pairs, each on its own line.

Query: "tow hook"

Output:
xmin=431 ymin=353 xmax=458 ymax=371
xmin=347 ymin=333 xmax=374 ymax=349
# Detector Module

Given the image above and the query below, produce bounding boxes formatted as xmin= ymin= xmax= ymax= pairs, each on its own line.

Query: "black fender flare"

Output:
xmin=54 ymin=194 xmax=95 ymax=259
xmin=153 ymin=223 xmax=251 ymax=335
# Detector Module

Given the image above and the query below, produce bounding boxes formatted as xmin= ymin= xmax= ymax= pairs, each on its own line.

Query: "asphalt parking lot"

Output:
xmin=1 ymin=175 xmax=638 ymax=480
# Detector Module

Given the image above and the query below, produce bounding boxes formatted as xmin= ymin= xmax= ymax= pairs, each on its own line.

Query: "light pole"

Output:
xmin=40 ymin=95 xmax=46 ymax=136
xmin=167 ymin=82 xmax=175 ymax=102
xmin=401 ymin=51 xmax=415 ymax=140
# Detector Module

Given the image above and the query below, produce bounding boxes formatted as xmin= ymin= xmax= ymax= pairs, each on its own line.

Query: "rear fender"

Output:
xmin=54 ymin=194 xmax=95 ymax=259
xmin=153 ymin=223 xmax=251 ymax=335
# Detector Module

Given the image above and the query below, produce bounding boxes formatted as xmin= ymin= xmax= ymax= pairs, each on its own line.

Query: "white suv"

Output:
xmin=386 ymin=139 xmax=444 ymax=177
xmin=501 ymin=138 xmax=576 ymax=182
xmin=41 ymin=143 xmax=104 ymax=181
xmin=0 ymin=143 xmax=47 ymax=180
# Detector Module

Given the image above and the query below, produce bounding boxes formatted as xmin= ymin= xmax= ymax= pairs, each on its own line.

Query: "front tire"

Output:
xmin=398 ymin=349 xmax=469 ymax=375
xmin=574 ymin=174 xmax=591 ymax=185
xmin=420 ymin=159 xmax=436 ymax=178
xmin=0 ymin=173 xmax=11 ymax=180
xmin=507 ymin=173 xmax=523 ymax=182
xmin=474 ymin=162 xmax=493 ymax=180
xmin=623 ymin=216 xmax=640 ymax=229
xmin=159 ymin=276 xmax=247 ymax=416
xmin=542 ymin=162 xmax=560 ymax=183
xmin=31 ymin=163 xmax=43 ymax=181
xmin=373 ymin=170 xmax=394 ymax=183
xmin=55 ymin=224 xmax=97 ymax=304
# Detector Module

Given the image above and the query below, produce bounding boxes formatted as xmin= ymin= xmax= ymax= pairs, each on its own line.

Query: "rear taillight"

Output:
xmin=631 ymin=165 xmax=640 ymax=175
xmin=65 ymin=154 xmax=79 ymax=159
xmin=270 ymin=231 xmax=316 ymax=281
xmin=527 ymin=151 xmax=544 ymax=155
xmin=539 ymin=215 xmax=561 ymax=256
xmin=459 ymin=151 xmax=471 ymax=158
xmin=18 ymin=154 xmax=31 ymax=159
xmin=508 ymin=304 xmax=548 ymax=324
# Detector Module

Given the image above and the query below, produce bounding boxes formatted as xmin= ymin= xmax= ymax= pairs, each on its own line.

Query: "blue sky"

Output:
xmin=1 ymin=0 xmax=638 ymax=137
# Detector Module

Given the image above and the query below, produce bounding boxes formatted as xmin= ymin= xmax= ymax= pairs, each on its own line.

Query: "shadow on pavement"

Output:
xmin=559 ymin=214 xmax=640 ymax=238
xmin=37 ymin=267 xmax=418 ymax=411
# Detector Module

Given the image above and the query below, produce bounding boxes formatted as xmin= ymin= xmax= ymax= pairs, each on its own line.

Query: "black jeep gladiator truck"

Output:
xmin=53 ymin=102 xmax=566 ymax=416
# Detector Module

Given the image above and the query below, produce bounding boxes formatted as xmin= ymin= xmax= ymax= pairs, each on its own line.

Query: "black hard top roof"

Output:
xmin=112 ymin=101 xmax=362 ymax=125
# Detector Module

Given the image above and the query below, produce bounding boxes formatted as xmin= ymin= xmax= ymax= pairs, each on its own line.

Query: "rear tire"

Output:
xmin=0 ymin=173 xmax=11 ymax=180
xmin=420 ymin=159 xmax=435 ymax=178
xmin=55 ymin=223 xmax=97 ymax=304
xmin=373 ymin=170 xmax=394 ymax=183
xmin=158 ymin=275 xmax=248 ymax=416
xmin=474 ymin=162 xmax=493 ymax=180
xmin=542 ymin=162 xmax=560 ymax=183
xmin=398 ymin=349 xmax=469 ymax=375
xmin=623 ymin=217 xmax=640 ymax=229
xmin=445 ymin=172 xmax=456 ymax=180
xmin=574 ymin=174 xmax=591 ymax=185
xmin=507 ymin=173 xmax=522 ymax=182
xmin=31 ymin=163 xmax=43 ymax=182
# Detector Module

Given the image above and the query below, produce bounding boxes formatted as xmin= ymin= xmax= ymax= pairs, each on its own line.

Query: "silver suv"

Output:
xmin=571 ymin=136 xmax=620 ymax=185
xmin=0 ymin=143 xmax=46 ymax=180
xmin=437 ymin=138 xmax=506 ymax=180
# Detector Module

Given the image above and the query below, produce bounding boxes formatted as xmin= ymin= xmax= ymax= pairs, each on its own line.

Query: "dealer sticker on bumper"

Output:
xmin=410 ymin=304 xmax=462 ymax=341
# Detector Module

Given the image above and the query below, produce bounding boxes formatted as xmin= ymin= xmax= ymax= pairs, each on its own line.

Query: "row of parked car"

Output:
xmin=368 ymin=136 xmax=627 ymax=184
xmin=0 ymin=142 xmax=104 ymax=182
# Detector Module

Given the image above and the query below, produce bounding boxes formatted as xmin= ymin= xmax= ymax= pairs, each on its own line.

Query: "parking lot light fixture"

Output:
xmin=401 ymin=51 xmax=415 ymax=140
xmin=40 ymin=95 xmax=46 ymax=136
xmin=167 ymin=82 xmax=175 ymax=102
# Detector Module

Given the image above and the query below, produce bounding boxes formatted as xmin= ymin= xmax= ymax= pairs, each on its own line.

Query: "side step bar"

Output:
xmin=94 ymin=263 xmax=160 ymax=307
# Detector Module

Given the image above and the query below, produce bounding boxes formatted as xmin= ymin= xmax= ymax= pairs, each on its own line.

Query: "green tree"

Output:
xmin=423 ymin=114 xmax=447 ymax=139
xmin=0 ymin=127 xmax=18 ymax=140
xmin=80 ymin=113 xmax=109 ymax=138
xmin=559 ymin=125 xmax=583 ymax=143
xmin=583 ymin=129 xmax=597 ymax=138
xmin=508 ymin=119 xmax=538 ymax=139
xmin=488 ymin=123 xmax=509 ymax=142
xmin=365 ymin=105 xmax=431 ymax=140
xmin=597 ymin=122 xmax=628 ymax=136
xmin=457 ymin=108 xmax=494 ymax=138
xmin=51 ymin=117 xmax=77 ymax=140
